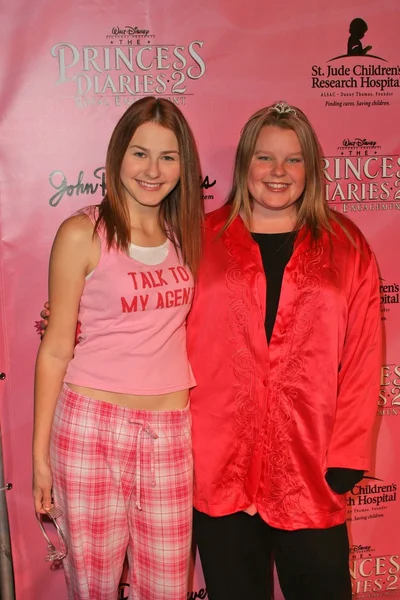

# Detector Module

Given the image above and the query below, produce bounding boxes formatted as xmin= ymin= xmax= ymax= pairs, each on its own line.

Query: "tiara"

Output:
xmin=267 ymin=101 xmax=297 ymax=116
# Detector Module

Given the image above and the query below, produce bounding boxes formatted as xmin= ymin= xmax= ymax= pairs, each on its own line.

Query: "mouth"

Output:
xmin=135 ymin=179 xmax=164 ymax=191
xmin=263 ymin=182 xmax=290 ymax=191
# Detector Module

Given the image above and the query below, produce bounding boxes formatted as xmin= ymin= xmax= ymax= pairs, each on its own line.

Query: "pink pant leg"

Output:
xmin=126 ymin=408 xmax=193 ymax=600
xmin=50 ymin=387 xmax=132 ymax=600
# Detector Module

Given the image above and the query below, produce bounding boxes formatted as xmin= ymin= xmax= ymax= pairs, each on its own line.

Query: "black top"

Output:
xmin=251 ymin=231 xmax=296 ymax=344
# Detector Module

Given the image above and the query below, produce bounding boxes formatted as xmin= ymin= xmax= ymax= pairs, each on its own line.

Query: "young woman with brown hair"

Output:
xmin=33 ymin=97 xmax=203 ymax=600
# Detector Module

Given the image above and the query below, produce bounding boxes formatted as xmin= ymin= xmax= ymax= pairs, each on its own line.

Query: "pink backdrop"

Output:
xmin=1 ymin=0 xmax=399 ymax=598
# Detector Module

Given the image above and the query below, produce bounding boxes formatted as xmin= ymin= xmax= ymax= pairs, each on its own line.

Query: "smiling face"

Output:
xmin=120 ymin=121 xmax=181 ymax=210
xmin=247 ymin=125 xmax=306 ymax=220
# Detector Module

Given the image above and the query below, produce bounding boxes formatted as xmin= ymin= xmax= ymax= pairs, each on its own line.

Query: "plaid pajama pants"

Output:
xmin=50 ymin=384 xmax=193 ymax=600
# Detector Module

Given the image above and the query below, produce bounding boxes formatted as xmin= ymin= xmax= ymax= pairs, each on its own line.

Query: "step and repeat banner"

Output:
xmin=0 ymin=0 xmax=399 ymax=598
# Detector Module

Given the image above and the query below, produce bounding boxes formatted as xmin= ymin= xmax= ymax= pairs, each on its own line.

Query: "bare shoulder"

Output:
xmin=50 ymin=212 xmax=100 ymax=276
xmin=55 ymin=213 xmax=95 ymax=246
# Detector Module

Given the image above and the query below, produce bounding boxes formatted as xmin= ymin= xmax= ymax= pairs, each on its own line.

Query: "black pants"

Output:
xmin=193 ymin=509 xmax=352 ymax=600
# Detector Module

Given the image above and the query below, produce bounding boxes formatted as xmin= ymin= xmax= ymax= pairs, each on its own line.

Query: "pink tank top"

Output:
xmin=64 ymin=209 xmax=196 ymax=394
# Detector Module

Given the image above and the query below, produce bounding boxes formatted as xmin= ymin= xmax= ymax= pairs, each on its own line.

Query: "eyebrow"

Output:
xmin=129 ymin=144 xmax=180 ymax=155
xmin=254 ymin=150 xmax=303 ymax=155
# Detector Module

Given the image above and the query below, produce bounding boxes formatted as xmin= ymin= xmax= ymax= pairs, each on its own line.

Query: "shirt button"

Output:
xmin=263 ymin=379 xmax=267 ymax=387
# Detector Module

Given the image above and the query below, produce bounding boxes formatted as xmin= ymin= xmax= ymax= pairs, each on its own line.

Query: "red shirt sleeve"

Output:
xmin=326 ymin=252 xmax=381 ymax=471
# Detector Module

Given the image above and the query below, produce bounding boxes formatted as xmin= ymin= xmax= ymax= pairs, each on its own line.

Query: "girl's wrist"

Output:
xmin=33 ymin=453 xmax=50 ymax=464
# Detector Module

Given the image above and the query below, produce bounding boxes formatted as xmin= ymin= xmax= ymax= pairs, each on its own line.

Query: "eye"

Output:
xmin=133 ymin=151 xmax=146 ymax=158
xmin=162 ymin=155 xmax=176 ymax=161
xmin=257 ymin=155 xmax=272 ymax=161
xmin=287 ymin=157 xmax=303 ymax=164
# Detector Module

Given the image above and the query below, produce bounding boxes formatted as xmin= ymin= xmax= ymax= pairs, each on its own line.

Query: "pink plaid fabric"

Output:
xmin=50 ymin=384 xmax=193 ymax=600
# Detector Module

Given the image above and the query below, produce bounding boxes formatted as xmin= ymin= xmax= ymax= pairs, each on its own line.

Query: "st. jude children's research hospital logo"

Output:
xmin=50 ymin=26 xmax=206 ymax=107
xmin=347 ymin=477 xmax=397 ymax=516
xmin=311 ymin=17 xmax=400 ymax=107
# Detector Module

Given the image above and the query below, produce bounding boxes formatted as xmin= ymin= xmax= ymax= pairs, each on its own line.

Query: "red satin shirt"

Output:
xmin=187 ymin=205 xmax=381 ymax=530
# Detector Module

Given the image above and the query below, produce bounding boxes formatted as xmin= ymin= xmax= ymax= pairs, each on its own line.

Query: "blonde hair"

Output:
xmin=221 ymin=102 xmax=347 ymax=241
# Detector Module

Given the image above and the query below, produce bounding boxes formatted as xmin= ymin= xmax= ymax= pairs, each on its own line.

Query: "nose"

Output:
xmin=270 ymin=160 xmax=286 ymax=177
xmin=144 ymin=158 xmax=161 ymax=179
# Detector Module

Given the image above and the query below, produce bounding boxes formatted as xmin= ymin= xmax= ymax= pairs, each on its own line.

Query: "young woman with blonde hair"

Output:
xmin=188 ymin=101 xmax=381 ymax=600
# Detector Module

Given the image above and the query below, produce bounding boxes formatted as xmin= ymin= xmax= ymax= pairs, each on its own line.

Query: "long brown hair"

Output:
xmin=221 ymin=101 xmax=349 ymax=241
xmin=95 ymin=97 xmax=203 ymax=276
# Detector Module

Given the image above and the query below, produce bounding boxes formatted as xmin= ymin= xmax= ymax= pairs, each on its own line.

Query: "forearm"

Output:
xmin=33 ymin=349 xmax=72 ymax=462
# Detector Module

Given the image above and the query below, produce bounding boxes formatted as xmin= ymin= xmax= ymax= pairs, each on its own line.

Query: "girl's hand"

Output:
xmin=39 ymin=301 xmax=50 ymax=332
xmin=33 ymin=459 xmax=53 ymax=514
